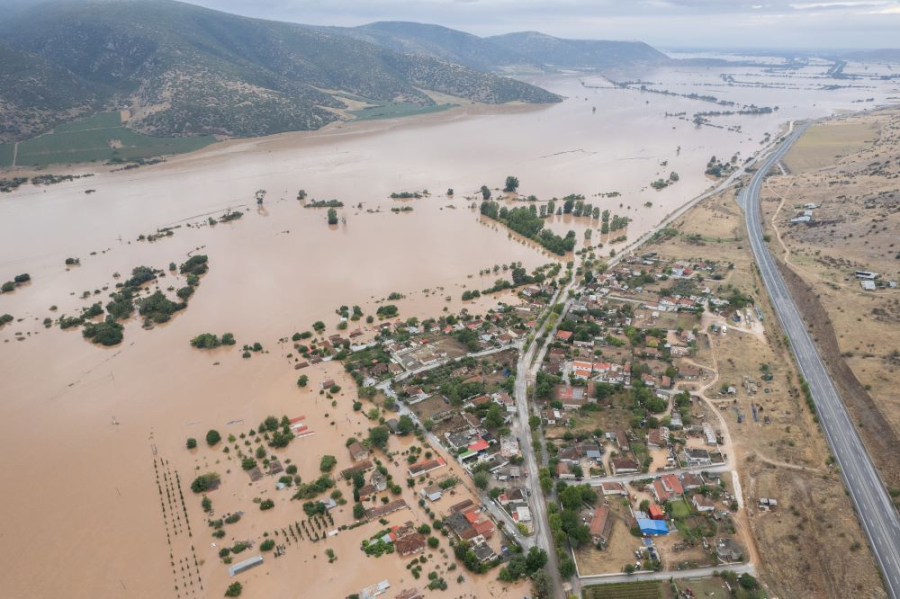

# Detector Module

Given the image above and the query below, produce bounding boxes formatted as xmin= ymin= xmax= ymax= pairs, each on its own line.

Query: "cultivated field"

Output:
xmin=10 ymin=111 xmax=216 ymax=167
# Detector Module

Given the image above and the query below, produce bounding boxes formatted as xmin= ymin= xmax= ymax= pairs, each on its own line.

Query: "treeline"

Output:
xmin=305 ymin=199 xmax=343 ymax=208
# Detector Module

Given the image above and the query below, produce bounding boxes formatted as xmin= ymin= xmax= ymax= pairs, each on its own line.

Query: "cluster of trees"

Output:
xmin=1 ymin=273 xmax=30 ymax=293
xmin=480 ymin=201 xmax=576 ymax=256
xmin=190 ymin=332 xmax=236 ymax=349
xmin=376 ymin=304 xmax=398 ymax=319
xmin=190 ymin=472 xmax=221 ymax=493
xmin=327 ymin=208 xmax=339 ymax=225
xmin=389 ymin=191 xmax=423 ymax=199
xmin=503 ymin=176 xmax=519 ymax=193
xmin=547 ymin=483 xmax=599 ymax=576
xmin=497 ymin=546 xmax=547 ymax=582
xmin=651 ymin=172 xmax=680 ymax=190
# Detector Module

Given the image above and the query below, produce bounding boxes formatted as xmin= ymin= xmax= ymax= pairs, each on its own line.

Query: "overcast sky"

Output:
xmin=179 ymin=0 xmax=900 ymax=50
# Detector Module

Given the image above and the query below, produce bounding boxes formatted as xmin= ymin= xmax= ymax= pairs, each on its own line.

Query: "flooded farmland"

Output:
xmin=0 ymin=64 xmax=897 ymax=598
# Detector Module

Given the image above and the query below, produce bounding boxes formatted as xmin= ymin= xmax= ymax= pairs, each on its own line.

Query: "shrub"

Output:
xmin=259 ymin=499 xmax=275 ymax=511
xmin=206 ymin=430 xmax=222 ymax=446
xmin=260 ymin=539 xmax=275 ymax=551
xmin=297 ymin=375 xmax=309 ymax=387
xmin=186 ymin=438 xmax=197 ymax=449
xmin=320 ymin=455 xmax=337 ymax=472
xmin=190 ymin=333 xmax=221 ymax=349
xmin=224 ymin=582 xmax=242 ymax=597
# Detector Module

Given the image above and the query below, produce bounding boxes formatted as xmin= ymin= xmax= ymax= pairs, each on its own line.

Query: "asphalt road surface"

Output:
xmin=745 ymin=123 xmax=900 ymax=598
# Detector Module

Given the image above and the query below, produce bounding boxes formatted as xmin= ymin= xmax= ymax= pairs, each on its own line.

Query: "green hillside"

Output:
xmin=0 ymin=0 xmax=561 ymax=144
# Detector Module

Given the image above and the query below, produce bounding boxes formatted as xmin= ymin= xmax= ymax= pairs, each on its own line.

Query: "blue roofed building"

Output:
xmin=637 ymin=518 xmax=669 ymax=536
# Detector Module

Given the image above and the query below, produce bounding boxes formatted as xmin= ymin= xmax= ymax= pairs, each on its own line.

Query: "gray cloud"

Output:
xmin=182 ymin=0 xmax=900 ymax=49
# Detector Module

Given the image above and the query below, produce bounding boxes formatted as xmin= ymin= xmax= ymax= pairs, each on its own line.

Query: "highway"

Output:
xmin=745 ymin=124 xmax=900 ymax=598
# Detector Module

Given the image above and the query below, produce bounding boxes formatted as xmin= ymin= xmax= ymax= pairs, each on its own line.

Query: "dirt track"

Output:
xmin=777 ymin=259 xmax=900 ymax=491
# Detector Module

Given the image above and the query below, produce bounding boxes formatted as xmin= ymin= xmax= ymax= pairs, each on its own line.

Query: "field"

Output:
xmin=350 ymin=102 xmax=457 ymax=121
xmin=10 ymin=111 xmax=216 ymax=167
xmin=762 ymin=107 xmax=900 ymax=494
xmin=782 ymin=120 xmax=878 ymax=172
xmin=0 ymin=143 xmax=13 ymax=167
xmin=582 ymin=580 xmax=665 ymax=599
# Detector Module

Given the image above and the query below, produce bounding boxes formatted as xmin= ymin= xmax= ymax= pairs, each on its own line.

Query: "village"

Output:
xmin=184 ymin=234 xmax=789 ymax=599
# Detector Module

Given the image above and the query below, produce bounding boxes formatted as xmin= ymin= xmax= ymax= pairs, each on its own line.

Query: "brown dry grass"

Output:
xmin=643 ymin=179 xmax=888 ymax=598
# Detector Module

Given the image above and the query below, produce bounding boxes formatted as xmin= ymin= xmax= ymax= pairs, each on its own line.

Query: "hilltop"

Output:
xmin=323 ymin=22 xmax=670 ymax=73
xmin=488 ymin=31 xmax=669 ymax=69
xmin=0 ymin=0 xmax=561 ymax=143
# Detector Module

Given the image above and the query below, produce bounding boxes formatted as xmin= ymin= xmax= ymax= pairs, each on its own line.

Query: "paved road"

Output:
xmin=745 ymin=123 xmax=900 ymax=598
xmin=513 ymin=279 xmax=577 ymax=599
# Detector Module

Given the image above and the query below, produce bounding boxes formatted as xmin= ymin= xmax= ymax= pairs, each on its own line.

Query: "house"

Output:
xmin=360 ymin=580 xmax=391 ymax=599
xmin=420 ymin=483 xmax=443 ymax=503
xmin=554 ymin=384 xmax=594 ymax=410
xmin=669 ymin=410 xmax=683 ymax=429
xmin=341 ymin=460 xmax=374 ymax=479
xmin=556 ymin=330 xmax=573 ymax=342
xmin=449 ymin=499 xmax=475 ymax=514
xmin=646 ymin=427 xmax=670 ymax=449
xmin=369 ymin=470 xmax=387 ymax=492
xmin=498 ymin=488 xmax=526 ymax=506
xmin=365 ymin=499 xmax=408 ymax=521
xmin=395 ymin=589 xmax=424 ymax=599
xmin=615 ymin=430 xmax=630 ymax=452
xmin=395 ymin=533 xmax=427 ymax=557
xmin=610 ymin=457 xmax=639 ymax=475
xmin=348 ymin=441 xmax=370 ymax=462
xmin=684 ymin=448 xmax=712 ymax=466
xmin=468 ymin=439 xmax=490 ymax=454
xmin=473 ymin=542 xmax=496 ymax=562
xmin=514 ymin=505 xmax=532 ymax=522
xmin=648 ymin=503 xmax=665 ymax=520
xmin=679 ymin=365 xmax=702 ymax=380
xmin=715 ymin=538 xmax=744 ymax=562
xmin=321 ymin=379 xmax=336 ymax=390
xmin=703 ymin=422 xmax=718 ymax=446
xmin=651 ymin=474 xmax=684 ymax=503
xmin=445 ymin=512 xmax=476 ymax=540
xmin=358 ymin=484 xmax=378 ymax=501
xmin=408 ymin=458 xmax=446 ymax=477
xmin=589 ymin=506 xmax=612 ymax=547
xmin=556 ymin=462 xmax=575 ymax=480
xmin=385 ymin=418 xmax=400 ymax=434
xmin=465 ymin=511 xmax=495 ymax=539
xmin=692 ymin=494 xmax=715 ymax=513
xmin=600 ymin=482 xmax=628 ymax=496
xmin=680 ymin=473 xmax=704 ymax=491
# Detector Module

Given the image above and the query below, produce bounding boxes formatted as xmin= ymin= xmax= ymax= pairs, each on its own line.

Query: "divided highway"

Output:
xmin=745 ymin=124 xmax=900 ymax=598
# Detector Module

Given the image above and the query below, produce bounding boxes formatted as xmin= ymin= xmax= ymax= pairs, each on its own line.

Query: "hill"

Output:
xmin=320 ymin=21 xmax=540 ymax=72
xmin=0 ymin=43 xmax=98 ymax=143
xmin=488 ymin=31 xmax=669 ymax=69
xmin=0 ymin=0 xmax=560 ymax=143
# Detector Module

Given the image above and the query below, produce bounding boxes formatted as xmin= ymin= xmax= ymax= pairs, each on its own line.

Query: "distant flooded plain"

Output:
xmin=0 ymin=66 xmax=897 ymax=598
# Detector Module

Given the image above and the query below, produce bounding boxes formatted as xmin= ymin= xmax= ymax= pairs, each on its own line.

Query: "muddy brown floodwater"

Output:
xmin=0 ymin=67 xmax=897 ymax=598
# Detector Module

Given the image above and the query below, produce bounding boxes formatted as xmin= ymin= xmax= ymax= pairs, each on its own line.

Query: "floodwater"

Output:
xmin=0 ymin=65 xmax=898 ymax=598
